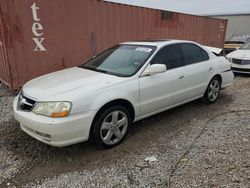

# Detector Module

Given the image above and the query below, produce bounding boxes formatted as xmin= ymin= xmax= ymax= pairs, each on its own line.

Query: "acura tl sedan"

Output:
xmin=14 ymin=40 xmax=234 ymax=149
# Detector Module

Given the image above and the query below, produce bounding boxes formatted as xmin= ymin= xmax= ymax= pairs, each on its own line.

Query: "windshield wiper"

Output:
xmin=96 ymin=68 xmax=109 ymax=73
xmin=79 ymin=66 xmax=127 ymax=77
xmin=80 ymin=66 xmax=111 ymax=74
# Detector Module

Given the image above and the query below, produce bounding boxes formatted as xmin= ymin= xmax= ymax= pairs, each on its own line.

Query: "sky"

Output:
xmin=105 ymin=0 xmax=250 ymax=16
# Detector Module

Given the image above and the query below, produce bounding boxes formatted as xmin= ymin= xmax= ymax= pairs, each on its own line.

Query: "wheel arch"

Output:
xmin=214 ymin=74 xmax=222 ymax=84
xmin=89 ymin=99 xmax=135 ymax=137
xmin=204 ymin=73 xmax=222 ymax=93
xmin=205 ymin=74 xmax=222 ymax=93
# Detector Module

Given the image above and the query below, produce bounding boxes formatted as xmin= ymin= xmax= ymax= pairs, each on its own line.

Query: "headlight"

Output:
xmin=32 ymin=102 xmax=72 ymax=117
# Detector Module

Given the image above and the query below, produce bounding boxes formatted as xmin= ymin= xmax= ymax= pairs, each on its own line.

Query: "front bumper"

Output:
xmin=231 ymin=63 xmax=250 ymax=74
xmin=13 ymin=97 xmax=96 ymax=147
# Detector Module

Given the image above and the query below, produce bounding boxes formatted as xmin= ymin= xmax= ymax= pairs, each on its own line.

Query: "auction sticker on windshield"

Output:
xmin=135 ymin=47 xmax=153 ymax=53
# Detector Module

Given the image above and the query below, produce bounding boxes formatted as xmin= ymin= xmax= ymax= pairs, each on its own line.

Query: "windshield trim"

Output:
xmin=79 ymin=44 xmax=157 ymax=77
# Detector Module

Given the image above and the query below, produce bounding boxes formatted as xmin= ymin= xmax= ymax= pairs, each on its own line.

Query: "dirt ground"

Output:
xmin=0 ymin=75 xmax=249 ymax=188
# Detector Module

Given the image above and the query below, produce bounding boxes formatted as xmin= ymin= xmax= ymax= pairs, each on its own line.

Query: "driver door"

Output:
xmin=139 ymin=44 xmax=188 ymax=116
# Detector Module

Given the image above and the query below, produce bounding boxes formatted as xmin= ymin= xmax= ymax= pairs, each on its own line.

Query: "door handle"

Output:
xmin=178 ymin=75 xmax=184 ymax=80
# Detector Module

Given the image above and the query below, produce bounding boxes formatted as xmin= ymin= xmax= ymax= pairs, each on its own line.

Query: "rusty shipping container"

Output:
xmin=0 ymin=0 xmax=227 ymax=89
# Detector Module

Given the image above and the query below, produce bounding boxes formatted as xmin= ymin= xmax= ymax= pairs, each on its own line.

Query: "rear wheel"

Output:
xmin=90 ymin=106 xmax=130 ymax=149
xmin=203 ymin=76 xmax=221 ymax=104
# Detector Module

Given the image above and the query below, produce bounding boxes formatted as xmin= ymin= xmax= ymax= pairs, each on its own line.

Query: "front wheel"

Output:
xmin=202 ymin=76 xmax=221 ymax=104
xmin=90 ymin=106 xmax=131 ymax=149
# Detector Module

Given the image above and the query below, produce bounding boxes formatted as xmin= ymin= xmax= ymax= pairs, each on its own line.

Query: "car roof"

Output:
xmin=121 ymin=39 xmax=196 ymax=48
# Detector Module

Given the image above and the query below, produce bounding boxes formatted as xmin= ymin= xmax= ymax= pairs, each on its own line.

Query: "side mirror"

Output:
xmin=142 ymin=64 xmax=167 ymax=76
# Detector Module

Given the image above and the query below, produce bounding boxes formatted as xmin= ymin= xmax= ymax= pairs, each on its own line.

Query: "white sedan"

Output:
xmin=13 ymin=40 xmax=234 ymax=149
xmin=226 ymin=41 xmax=250 ymax=74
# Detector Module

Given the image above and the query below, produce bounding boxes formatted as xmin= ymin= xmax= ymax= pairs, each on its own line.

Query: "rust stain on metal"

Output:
xmin=0 ymin=0 xmax=227 ymax=89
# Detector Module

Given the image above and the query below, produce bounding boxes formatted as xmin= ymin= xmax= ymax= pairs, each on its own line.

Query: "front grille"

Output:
xmin=232 ymin=58 xmax=242 ymax=64
xmin=242 ymin=59 xmax=250 ymax=65
xmin=232 ymin=58 xmax=250 ymax=65
xmin=17 ymin=92 xmax=37 ymax=111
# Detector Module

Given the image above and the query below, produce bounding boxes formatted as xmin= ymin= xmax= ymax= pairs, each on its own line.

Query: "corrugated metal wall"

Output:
xmin=0 ymin=0 xmax=227 ymax=89
xmin=0 ymin=3 xmax=11 ymax=87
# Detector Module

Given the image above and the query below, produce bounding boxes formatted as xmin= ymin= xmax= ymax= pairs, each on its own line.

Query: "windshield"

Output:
xmin=79 ymin=45 xmax=156 ymax=77
xmin=240 ymin=41 xmax=250 ymax=50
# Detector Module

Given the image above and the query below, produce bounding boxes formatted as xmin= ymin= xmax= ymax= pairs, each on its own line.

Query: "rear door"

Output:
xmin=139 ymin=44 xmax=188 ymax=116
xmin=179 ymin=43 xmax=214 ymax=98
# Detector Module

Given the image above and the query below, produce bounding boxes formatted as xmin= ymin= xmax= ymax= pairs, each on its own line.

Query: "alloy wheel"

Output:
xmin=100 ymin=110 xmax=128 ymax=145
xmin=208 ymin=79 xmax=220 ymax=102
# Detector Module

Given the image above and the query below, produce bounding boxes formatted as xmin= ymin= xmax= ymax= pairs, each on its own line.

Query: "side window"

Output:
xmin=151 ymin=45 xmax=181 ymax=69
xmin=201 ymin=49 xmax=209 ymax=60
xmin=180 ymin=43 xmax=208 ymax=65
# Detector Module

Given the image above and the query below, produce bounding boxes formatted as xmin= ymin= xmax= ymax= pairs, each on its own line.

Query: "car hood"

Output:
xmin=227 ymin=50 xmax=250 ymax=59
xmin=22 ymin=67 xmax=124 ymax=101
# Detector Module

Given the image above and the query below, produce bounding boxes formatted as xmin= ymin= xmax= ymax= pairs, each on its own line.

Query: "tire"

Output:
xmin=202 ymin=76 xmax=221 ymax=104
xmin=90 ymin=106 xmax=131 ymax=149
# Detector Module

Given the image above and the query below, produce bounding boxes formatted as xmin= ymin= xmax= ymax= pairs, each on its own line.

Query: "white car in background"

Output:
xmin=13 ymin=40 xmax=234 ymax=149
xmin=226 ymin=41 xmax=250 ymax=74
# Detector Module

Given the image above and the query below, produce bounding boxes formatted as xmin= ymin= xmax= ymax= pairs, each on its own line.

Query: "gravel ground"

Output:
xmin=0 ymin=84 xmax=21 ymax=185
xmin=0 ymin=75 xmax=250 ymax=188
